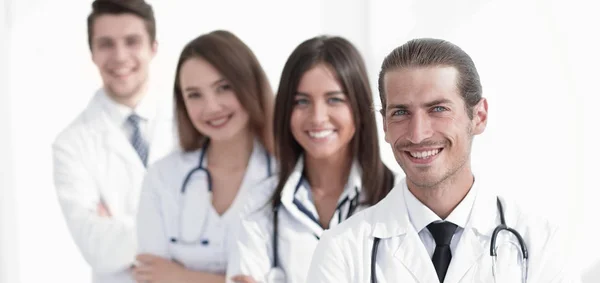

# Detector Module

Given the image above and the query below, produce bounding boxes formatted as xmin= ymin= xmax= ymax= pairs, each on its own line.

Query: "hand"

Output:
xmin=133 ymin=254 xmax=186 ymax=283
xmin=97 ymin=202 xmax=111 ymax=217
xmin=231 ymin=274 xmax=258 ymax=283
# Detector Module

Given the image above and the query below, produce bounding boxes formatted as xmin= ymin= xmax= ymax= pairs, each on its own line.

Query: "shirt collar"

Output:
xmin=404 ymin=177 xmax=478 ymax=233
xmin=290 ymin=156 xmax=363 ymax=206
xmin=98 ymin=87 xmax=157 ymax=127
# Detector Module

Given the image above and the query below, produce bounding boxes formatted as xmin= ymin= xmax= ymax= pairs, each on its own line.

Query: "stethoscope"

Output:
xmin=267 ymin=177 xmax=361 ymax=283
xmin=370 ymin=197 xmax=529 ymax=283
xmin=169 ymin=141 xmax=273 ymax=245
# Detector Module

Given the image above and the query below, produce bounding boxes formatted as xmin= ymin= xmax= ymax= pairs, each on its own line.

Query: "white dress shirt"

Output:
xmin=403 ymin=179 xmax=478 ymax=258
xmin=99 ymin=91 xmax=152 ymax=143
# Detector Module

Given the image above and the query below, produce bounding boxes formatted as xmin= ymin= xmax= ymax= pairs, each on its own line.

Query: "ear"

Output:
xmin=151 ymin=40 xmax=158 ymax=57
xmin=472 ymin=98 xmax=488 ymax=135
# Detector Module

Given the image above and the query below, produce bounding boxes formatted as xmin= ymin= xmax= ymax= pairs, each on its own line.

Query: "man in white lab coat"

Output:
xmin=52 ymin=1 xmax=175 ymax=282
xmin=306 ymin=38 xmax=581 ymax=282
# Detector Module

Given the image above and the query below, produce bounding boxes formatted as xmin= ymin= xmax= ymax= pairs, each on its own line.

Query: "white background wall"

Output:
xmin=1 ymin=0 xmax=598 ymax=282
xmin=1 ymin=0 xmax=18 ymax=282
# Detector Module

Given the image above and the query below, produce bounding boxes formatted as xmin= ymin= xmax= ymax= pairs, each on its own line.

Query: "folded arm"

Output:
xmin=53 ymin=140 xmax=136 ymax=273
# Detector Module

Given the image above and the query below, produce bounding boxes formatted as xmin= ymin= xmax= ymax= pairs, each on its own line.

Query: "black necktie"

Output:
xmin=427 ymin=221 xmax=458 ymax=282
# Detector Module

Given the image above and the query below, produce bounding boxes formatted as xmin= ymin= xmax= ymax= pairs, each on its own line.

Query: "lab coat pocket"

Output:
xmin=168 ymin=241 xmax=226 ymax=274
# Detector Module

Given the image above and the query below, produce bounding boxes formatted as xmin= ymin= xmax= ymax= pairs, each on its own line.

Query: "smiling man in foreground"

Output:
xmin=305 ymin=38 xmax=581 ymax=283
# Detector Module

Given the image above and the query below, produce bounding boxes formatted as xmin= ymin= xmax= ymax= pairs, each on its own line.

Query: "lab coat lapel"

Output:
xmin=86 ymin=92 xmax=145 ymax=170
xmin=223 ymin=140 xmax=272 ymax=218
xmin=376 ymin=185 xmax=438 ymax=283
xmin=443 ymin=228 xmax=486 ymax=283
xmin=394 ymin=228 xmax=440 ymax=283
xmin=103 ymin=122 xmax=146 ymax=170
xmin=280 ymin=156 xmax=325 ymax=237
xmin=444 ymin=182 xmax=498 ymax=283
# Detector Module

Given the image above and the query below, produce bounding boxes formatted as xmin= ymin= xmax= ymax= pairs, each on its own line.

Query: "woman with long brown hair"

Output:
xmin=227 ymin=35 xmax=396 ymax=283
xmin=134 ymin=30 xmax=275 ymax=283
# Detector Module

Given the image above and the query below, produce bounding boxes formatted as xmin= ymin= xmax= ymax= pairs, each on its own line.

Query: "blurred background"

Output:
xmin=1 ymin=0 xmax=598 ymax=282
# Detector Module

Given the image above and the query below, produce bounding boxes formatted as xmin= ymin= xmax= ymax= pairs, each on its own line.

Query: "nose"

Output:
xmin=112 ymin=43 xmax=128 ymax=63
xmin=406 ymin=111 xmax=433 ymax=144
xmin=309 ymin=101 xmax=328 ymax=126
xmin=203 ymin=94 xmax=223 ymax=113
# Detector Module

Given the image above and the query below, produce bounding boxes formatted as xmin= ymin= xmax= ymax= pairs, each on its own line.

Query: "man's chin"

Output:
xmin=106 ymin=84 xmax=142 ymax=99
xmin=406 ymin=173 xmax=445 ymax=189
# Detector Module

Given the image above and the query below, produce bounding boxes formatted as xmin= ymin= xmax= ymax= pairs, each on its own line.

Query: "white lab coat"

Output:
xmin=136 ymin=140 xmax=276 ymax=274
xmin=52 ymin=89 xmax=176 ymax=283
xmin=306 ymin=177 xmax=581 ymax=283
xmin=226 ymin=156 xmax=369 ymax=283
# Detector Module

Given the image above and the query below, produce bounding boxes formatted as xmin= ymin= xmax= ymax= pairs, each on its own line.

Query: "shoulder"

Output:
xmin=319 ymin=199 xmax=386 ymax=253
xmin=241 ymin=174 xmax=279 ymax=218
xmin=500 ymin=196 xmax=562 ymax=245
xmin=323 ymin=181 xmax=404 ymax=244
xmin=52 ymin=92 xmax=103 ymax=148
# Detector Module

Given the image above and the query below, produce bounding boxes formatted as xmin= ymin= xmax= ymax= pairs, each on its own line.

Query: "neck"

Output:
xmin=304 ymin=149 xmax=352 ymax=196
xmin=207 ymin=128 xmax=254 ymax=169
xmin=407 ymin=162 xmax=474 ymax=219
xmin=106 ymin=81 xmax=148 ymax=109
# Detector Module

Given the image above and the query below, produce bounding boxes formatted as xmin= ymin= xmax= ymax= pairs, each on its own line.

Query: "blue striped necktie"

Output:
xmin=127 ymin=113 xmax=148 ymax=167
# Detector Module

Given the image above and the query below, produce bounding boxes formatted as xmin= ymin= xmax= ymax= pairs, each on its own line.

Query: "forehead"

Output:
xmin=180 ymin=57 xmax=223 ymax=87
xmin=297 ymin=64 xmax=342 ymax=95
xmin=92 ymin=13 xmax=148 ymax=40
xmin=383 ymin=66 xmax=461 ymax=106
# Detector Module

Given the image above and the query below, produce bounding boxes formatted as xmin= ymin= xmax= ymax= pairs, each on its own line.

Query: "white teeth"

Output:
xmin=207 ymin=117 xmax=229 ymax=126
xmin=409 ymin=149 xmax=441 ymax=159
xmin=308 ymin=130 xmax=334 ymax=139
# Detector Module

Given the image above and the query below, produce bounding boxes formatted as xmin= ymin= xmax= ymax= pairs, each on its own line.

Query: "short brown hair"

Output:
xmin=271 ymin=35 xmax=395 ymax=208
xmin=87 ymin=0 xmax=156 ymax=49
xmin=378 ymin=38 xmax=482 ymax=119
xmin=174 ymin=30 xmax=274 ymax=153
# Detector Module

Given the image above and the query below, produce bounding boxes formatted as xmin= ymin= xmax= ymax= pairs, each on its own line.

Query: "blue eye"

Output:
xmin=391 ymin=109 xmax=408 ymax=116
xmin=294 ymin=98 xmax=309 ymax=105
xmin=432 ymin=106 xmax=447 ymax=112
xmin=328 ymin=97 xmax=344 ymax=104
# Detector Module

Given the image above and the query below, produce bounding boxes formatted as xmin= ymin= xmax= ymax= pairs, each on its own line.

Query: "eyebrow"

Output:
xmin=295 ymin=90 xmax=345 ymax=97
xmin=387 ymin=98 xmax=454 ymax=110
xmin=95 ymin=33 xmax=141 ymax=42
xmin=210 ymin=78 xmax=227 ymax=87
xmin=183 ymin=78 xmax=227 ymax=92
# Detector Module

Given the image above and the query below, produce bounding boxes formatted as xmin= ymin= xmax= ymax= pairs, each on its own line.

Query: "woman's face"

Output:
xmin=290 ymin=64 xmax=355 ymax=160
xmin=179 ymin=57 xmax=250 ymax=142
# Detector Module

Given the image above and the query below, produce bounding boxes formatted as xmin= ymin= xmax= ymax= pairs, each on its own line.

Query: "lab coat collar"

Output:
xmin=404 ymin=177 xmax=477 ymax=233
xmin=371 ymin=175 xmax=497 ymax=239
xmin=196 ymin=137 xmax=274 ymax=177
xmin=98 ymin=87 xmax=158 ymax=126
xmin=84 ymin=87 xmax=172 ymax=169
xmin=86 ymin=87 xmax=161 ymax=133
xmin=371 ymin=176 xmax=499 ymax=283
xmin=280 ymin=155 xmax=363 ymax=236
xmin=180 ymin=138 xmax=273 ymax=241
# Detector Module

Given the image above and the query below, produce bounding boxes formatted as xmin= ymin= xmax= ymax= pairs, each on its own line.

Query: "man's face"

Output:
xmin=383 ymin=66 xmax=487 ymax=188
xmin=90 ymin=14 xmax=156 ymax=104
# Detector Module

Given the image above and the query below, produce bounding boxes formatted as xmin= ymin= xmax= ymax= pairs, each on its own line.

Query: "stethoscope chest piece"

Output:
xmin=266 ymin=267 xmax=286 ymax=283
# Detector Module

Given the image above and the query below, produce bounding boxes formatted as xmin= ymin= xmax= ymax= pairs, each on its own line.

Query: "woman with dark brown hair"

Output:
xmin=227 ymin=35 xmax=396 ymax=283
xmin=134 ymin=30 xmax=276 ymax=283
